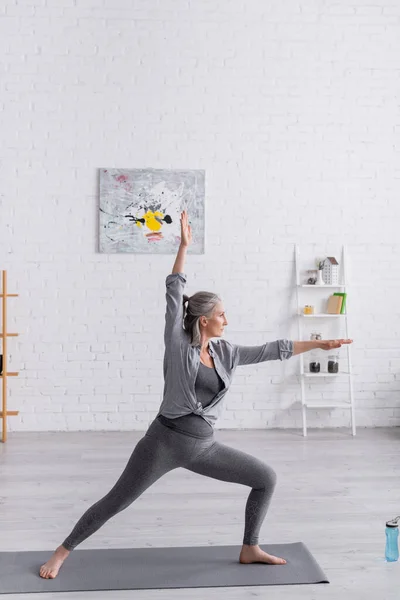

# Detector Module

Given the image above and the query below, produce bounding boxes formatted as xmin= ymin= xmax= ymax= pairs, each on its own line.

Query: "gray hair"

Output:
xmin=183 ymin=291 xmax=221 ymax=347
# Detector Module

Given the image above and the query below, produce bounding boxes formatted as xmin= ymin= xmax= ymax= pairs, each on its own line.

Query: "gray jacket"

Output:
xmin=157 ymin=272 xmax=294 ymax=427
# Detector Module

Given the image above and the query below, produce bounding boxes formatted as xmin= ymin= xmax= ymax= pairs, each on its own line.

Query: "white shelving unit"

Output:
xmin=294 ymin=245 xmax=355 ymax=437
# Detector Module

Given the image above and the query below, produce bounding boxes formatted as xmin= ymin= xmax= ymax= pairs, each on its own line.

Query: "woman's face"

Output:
xmin=201 ymin=301 xmax=228 ymax=337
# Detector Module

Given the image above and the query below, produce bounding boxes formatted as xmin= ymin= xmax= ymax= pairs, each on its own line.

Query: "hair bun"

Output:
xmin=182 ymin=294 xmax=190 ymax=305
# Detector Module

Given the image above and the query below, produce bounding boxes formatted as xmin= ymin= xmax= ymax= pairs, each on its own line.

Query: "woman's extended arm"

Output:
xmin=172 ymin=244 xmax=188 ymax=274
xmin=172 ymin=210 xmax=192 ymax=273
xmin=231 ymin=338 xmax=353 ymax=366
xmin=164 ymin=211 xmax=192 ymax=344
xmin=293 ymin=339 xmax=353 ymax=355
xmin=231 ymin=340 xmax=294 ymax=366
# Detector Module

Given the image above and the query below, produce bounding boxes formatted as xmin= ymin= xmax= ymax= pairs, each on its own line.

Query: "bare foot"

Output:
xmin=239 ymin=544 xmax=286 ymax=565
xmin=39 ymin=545 xmax=70 ymax=579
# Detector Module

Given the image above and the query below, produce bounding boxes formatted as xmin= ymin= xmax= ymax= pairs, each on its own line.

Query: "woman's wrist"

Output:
xmin=293 ymin=340 xmax=321 ymax=356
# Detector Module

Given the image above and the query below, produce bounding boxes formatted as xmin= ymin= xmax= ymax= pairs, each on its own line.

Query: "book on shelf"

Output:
xmin=333 ymin=292 xmax=347 ymax=314
xmin=327 ymin=294 xmax=343 ymax=314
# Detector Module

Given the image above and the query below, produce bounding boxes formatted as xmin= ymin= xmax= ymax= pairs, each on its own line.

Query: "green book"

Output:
xmin=333 ymin=292 xmax=347 ymax=314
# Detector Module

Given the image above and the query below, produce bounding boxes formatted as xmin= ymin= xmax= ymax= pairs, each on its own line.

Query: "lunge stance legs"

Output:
xmin=40 ymin=420 xmax=284 ymax=579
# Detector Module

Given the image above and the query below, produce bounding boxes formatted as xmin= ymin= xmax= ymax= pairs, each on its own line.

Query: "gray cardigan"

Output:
xmin=156 ymin=272 xmax=294 ymax=427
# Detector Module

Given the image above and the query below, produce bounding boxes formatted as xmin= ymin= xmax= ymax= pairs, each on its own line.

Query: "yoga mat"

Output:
xmin=0 ymin=543 xmax=329 ymax=594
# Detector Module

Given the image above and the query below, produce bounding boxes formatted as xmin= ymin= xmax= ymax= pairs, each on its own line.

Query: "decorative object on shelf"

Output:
xmin=309 ymin=332 xmax=322 ymax=373
xmin=327 ymin=353 xmax=339 ymax=373
xmin=303 ymin=305 xmax=315 ymax=315
xmin=0 ymin=270 xmax=19 ymax=443
xmin=315 ymin=259 xmax=326 ymax=286
xmin=316 ymin=269 xmax=325 ymax=286
xmin=321 ymin=256 xmax=339 ymax=285
xmin=306 ymin=270 xmax=318 ymax=285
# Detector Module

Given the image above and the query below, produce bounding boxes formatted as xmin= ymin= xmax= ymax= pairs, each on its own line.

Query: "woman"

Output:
xmin=40 ymin=210 xmax=353 ymax=578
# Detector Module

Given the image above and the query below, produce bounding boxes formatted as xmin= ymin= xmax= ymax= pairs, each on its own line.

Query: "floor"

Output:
xmin=1 ymin=426 xmax=399 ymax=599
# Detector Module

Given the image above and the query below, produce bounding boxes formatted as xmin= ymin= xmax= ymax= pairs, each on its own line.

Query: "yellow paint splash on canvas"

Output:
xmin=136 ymin=211 xmax=164 ymax=231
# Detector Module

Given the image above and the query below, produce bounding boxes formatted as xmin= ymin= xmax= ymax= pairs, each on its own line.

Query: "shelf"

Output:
xmin=1 ymin=269 xmax=19 ymax=443
xmin=304 ymin=403 xmax=352 ymax=409
xmin=0 ymin=411 xmax=19 ymax=418
xmin=299 ymin=285 xmax=346 ymax=288
xmin=300 ymin=314 xmax=346 ymax=318
xmin=302 ymin=372 xmax=351 ymax=378
xmin=295 ymin=244 xmax=355 ymax=436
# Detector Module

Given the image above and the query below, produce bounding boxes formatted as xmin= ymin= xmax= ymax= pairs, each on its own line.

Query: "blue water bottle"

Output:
xmin=385 ymin=516 xmax=400 ymax=562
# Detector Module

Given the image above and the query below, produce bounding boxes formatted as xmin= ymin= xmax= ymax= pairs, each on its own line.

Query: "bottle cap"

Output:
xmin=386 ymin=516 xmax=400 ymax=528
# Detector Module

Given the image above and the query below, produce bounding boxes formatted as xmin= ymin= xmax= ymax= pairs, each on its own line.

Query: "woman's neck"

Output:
xmin=200 ymin=340 xmax=210 ymax=353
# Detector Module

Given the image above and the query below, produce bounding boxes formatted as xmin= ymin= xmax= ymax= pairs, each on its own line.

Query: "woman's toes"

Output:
xmin=39 ymin=555 xmax=65 ymax=579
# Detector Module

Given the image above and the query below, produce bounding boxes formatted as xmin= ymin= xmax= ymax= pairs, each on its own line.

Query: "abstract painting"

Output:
xmin=99 ymin=168 xmax=205 ymax=253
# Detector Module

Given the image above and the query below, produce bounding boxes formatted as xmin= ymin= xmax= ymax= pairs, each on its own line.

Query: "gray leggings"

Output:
xmin=62 ymin=418 xmax=277 ymax=550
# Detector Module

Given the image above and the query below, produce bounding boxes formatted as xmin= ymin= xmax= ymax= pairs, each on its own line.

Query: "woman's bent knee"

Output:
xmin=269 ymin=466 xmax=277 ymax=487
xmin=257 ymin=464 xmax=277 ymax=490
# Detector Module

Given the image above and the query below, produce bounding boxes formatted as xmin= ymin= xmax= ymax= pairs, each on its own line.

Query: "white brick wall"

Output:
xmin=1 ymin=0 xmax=399 ymax=432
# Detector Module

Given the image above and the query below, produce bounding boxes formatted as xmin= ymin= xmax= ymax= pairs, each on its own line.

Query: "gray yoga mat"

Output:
xmin=0 ymin=543 xmax=329 ymax=594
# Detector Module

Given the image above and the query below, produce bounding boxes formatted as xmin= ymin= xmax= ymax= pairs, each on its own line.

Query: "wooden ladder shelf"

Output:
xmin=1 ymin=270 xmax=19 ymax=442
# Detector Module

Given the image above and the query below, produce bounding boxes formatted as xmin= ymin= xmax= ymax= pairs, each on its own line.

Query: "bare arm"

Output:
xmin=293 ymin=339 xmax=353 ymax=356
xmin=172 ymin=244 xmax=188 ymax=274
xmin=172 ymin=210 xmax=191 ymax=273
xmin=292 ymin=341 xmax=320 ymax=356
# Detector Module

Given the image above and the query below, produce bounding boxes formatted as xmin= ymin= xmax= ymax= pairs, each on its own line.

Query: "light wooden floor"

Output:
xmin=1 ymin=427 xmax=399 ymax=600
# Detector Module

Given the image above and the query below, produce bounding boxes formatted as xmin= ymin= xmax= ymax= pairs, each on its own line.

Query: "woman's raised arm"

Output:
xmin=172 ymin=210 xmax=192 ymax=273
xmin=164 ymin=211 xmax=193 ymax=345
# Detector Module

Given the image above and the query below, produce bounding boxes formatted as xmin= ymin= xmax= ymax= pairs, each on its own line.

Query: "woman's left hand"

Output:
xmin=320 ymin=339 xmax=353 ymax=351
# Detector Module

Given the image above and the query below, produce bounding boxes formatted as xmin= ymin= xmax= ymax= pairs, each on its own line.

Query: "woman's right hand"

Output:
xmin=180 ymin=210 xmax=192 ymax=247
